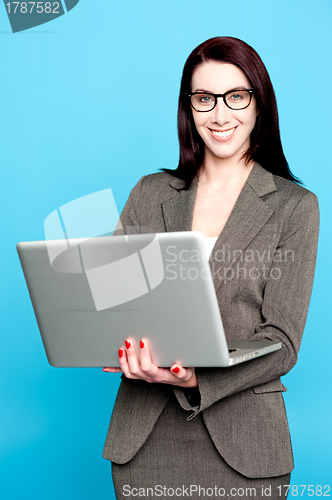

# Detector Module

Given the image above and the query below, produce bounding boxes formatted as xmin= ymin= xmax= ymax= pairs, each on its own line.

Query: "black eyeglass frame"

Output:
xmin=186 ymin=88 xmax=255 ymax=112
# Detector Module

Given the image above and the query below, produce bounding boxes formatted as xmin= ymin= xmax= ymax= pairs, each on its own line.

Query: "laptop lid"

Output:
xmin=16 ymin=232 xmax=280 ymax=367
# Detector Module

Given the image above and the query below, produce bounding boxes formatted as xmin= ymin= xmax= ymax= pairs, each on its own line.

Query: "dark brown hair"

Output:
xmin=162 ymin=36 xmax=300 ymax=188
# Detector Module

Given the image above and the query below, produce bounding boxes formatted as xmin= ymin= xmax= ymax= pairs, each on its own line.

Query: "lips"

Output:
xmin=208 ymin=126 xmax=237 ymax=142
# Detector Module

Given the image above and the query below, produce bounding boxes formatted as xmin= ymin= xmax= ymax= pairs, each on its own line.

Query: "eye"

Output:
xmin=190 ymin=93 xmax=216 ymax=111
xmin=228 ymin=92 xmax=245 ymax=101
xmin=198 ymin=94 xmax=213 ymax=104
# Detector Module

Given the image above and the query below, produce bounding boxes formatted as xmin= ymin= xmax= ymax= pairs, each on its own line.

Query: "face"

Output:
xmin=190 ymin=61 xmax=258 ymax=165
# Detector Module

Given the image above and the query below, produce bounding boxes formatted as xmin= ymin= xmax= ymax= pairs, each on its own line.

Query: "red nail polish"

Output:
xmin=172 ymin=366 xmax=180 ymax=374
xmin=140 ymin=340 xmax=145 ymax=349
xmin=125 ymin=340 xmax=131 ymax=349
xmin=119 ymin=348 xmax=124 ymax=358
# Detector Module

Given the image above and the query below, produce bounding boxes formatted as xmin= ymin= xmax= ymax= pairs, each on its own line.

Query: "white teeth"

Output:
xmin=211 ymin=127 xmax=235 ymax=138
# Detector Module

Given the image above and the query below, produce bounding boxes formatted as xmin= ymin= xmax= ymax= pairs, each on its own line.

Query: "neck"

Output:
xmin=199 ymin=149 xmax=254 ymax=189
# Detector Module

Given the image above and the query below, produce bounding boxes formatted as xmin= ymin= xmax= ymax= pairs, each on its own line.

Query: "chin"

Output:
xmin=209 ymin=146 xmax=241 ymax=162
xmin=206 ymin=139 xmax=250 ymax=163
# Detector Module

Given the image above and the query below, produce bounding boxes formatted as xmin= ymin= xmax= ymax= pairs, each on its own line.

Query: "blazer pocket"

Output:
xmin=253 ymin=378 xmax=287 ymax=394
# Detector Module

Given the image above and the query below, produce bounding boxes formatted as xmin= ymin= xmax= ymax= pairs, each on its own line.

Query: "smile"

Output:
xmin=209 ymin=127 xmax=236 ymax=138
xmin=208 ymin=126 xmax=237 ymax=143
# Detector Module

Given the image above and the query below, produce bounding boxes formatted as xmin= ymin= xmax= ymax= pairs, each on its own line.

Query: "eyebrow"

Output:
xmin=193 ymin=86 xmax=248 ymax=93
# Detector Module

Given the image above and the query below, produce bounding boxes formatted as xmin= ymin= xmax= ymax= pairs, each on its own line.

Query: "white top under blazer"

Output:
xmin=203 ymin=236 xmax=218 ymax=259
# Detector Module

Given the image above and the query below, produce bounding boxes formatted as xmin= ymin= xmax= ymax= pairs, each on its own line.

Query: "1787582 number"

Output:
xmin=5 ymin=2 xmax=60 ymax=14
xmin=278 ymin=485 xmax=330 ymax=497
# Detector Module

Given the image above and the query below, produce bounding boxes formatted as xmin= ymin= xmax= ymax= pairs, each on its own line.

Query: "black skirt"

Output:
xmin=111 ymin=393 xmax=291 ymax=500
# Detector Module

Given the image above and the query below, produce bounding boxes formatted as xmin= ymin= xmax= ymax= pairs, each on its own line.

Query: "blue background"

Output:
xmin=1 ymin=1 xmax=331 ymax=498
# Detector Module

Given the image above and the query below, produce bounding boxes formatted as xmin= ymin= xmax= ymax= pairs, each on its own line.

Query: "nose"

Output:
xmin=210 ymin=97 xmax=230 ymax=126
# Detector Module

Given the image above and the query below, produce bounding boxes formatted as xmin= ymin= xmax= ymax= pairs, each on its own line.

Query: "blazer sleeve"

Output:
xmin=176 ymin=191 xmax=320 ymax=420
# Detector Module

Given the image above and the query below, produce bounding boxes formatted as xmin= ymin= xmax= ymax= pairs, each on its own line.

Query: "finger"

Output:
xmin=170 ymin=364 xmax=195 ymax=381
xmin=102 ymin=367 xmax=122 ymax=373
xmin=139 ymin=339 xmax=159 ymax=376
xmin=118 ymin=345 xmax=137 ymax=379
xmin=124 ymin=339 xmax=144 ymax=377
xmin=170 ymin=364 xmax=183 ymax=378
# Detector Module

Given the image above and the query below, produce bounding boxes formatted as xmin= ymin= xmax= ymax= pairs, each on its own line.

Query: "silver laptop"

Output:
xmin=16 ymin=231 xmax=281 ymax=367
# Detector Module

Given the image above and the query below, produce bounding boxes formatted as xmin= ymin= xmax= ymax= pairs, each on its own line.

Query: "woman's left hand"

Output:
xmin=102 ymin=338 xmax=197 ymax=388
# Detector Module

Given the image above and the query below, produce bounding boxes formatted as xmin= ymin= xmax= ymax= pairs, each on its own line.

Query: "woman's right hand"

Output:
xmin=103 ymin=338 xmax=198 ymax=388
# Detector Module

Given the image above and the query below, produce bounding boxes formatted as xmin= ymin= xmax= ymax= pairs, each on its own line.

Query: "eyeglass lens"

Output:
xmin=191 ymin=90 xmax=251 ymax=111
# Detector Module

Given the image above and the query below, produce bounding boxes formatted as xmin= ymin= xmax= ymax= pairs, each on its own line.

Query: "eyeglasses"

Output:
xmin=186 ymin=89 xmax=255 ymax=112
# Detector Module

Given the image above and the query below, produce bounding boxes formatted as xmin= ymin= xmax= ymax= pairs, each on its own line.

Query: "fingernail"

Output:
xmin=125 ymin=340 xmax=131 ymax=350
xmin=171 ymin=365 xmax=180 ymax=374
xmin=140 ymin=340 xmax=145 ymax=349
xmin=119 ymin=348 xmax=124 ymax=358
xmin=102 ymin=368 xmax=109 ymax=372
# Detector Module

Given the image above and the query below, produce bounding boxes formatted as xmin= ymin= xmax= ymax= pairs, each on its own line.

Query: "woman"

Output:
xmin=102 ymin=37 xmax=319 ymax=499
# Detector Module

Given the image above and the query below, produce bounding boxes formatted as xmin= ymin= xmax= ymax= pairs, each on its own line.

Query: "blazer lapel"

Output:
xmin=160 ymin=163 xmax=278 ymax=293
xmin=161 ymin=176 xmax=198 ymax=232
xmin=210 ymin=167 xmax=277 ymax=293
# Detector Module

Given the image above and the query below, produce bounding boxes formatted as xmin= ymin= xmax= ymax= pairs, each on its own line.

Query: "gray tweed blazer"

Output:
xmin=102 ymin=163 xmax=319 ymax=479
